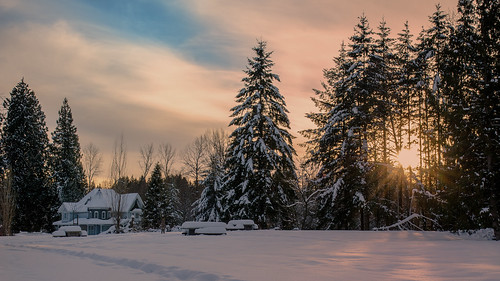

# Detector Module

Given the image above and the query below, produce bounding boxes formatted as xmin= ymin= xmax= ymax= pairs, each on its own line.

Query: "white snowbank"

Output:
xmin=2 ymin=230 xmax=499 ymax=281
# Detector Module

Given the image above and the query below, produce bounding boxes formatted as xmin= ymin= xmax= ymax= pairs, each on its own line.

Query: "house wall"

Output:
xmin=61 ymin=211 xmax=88 ymax=223
xmin=88 ymin=209 xmax=111 ymax=220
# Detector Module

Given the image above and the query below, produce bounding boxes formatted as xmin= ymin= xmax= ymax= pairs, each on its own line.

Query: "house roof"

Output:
xmin=59 ymin=188 xmax=144 ymax=213
xmin=58 ymin=202 xmax=87 ymax=213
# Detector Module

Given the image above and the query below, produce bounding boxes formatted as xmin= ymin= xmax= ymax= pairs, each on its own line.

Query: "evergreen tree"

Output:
xmin=193 ymin=130 xmax=227 ymax=222
xmin=163 ymin=178 xmax=181 ymax=227
xmin=223 ymin=40 xmax=297 ymax=229
xmin=167 ymin=173 xmax=194 ymax=222
xmin=393 ymin=21 xmax=417 ymax=221
xmin=1 ymin=79 xmax=59 ymax=232
xmin=142 ymin=164 xmax=165 ymax=229
xmin=51 ymin=98 xmax=86 ymax=202
xmin=440 ymin=0 xmax=483 ymax=231
xmin=142 ymin=164 xmax=181 ymax=229
xmin=395 ymin=21 xmax=417 ymax=150
xmin=474 ymin=0 xmax=500 ymax=241
xmin=303 ymin=15 xmax=377 ymax=230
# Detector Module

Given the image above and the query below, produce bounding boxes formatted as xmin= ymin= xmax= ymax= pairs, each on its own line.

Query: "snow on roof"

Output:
xmin=59 ymin=188 xmax=143 ymax=214
xmin=58 ymin=202 xmax=87 ymax=213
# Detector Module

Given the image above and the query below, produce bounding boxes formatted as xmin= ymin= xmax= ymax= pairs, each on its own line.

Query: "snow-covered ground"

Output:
xmin=1 ymin=230 xmax=499 ymax=281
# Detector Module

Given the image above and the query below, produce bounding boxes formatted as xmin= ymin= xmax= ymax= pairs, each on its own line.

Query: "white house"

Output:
xmin=53 ymin=188 xmax=144 ymax=235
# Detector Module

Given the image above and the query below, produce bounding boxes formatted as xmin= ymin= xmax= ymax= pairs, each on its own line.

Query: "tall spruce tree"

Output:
xmin=303 ymin=15 xmax=377 ymax=230
xmin=51 ymin=98 xmax=86 ymax=202
xmin=1 ymin=79 xmax=59 ymax=232
xmin=440 ymin=0 xmax=482 ymax=231
xmin=468 ymin=0 xmax=500 ymax=239
xmin=223 ymin=40 xmax=297 ymax=229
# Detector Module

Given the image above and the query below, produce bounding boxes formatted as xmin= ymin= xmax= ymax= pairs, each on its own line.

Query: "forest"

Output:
xmin=0 ymin=0 xmax=498 ymax=240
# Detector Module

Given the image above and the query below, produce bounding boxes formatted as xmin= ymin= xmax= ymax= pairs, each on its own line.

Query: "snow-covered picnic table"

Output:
xmin=52 ymin=225 xmax=87 ymax=237
xmin=226 ymin=220 xmax=258 ymax=231
xmin=181 ymin=221 xmax=227 ymax=235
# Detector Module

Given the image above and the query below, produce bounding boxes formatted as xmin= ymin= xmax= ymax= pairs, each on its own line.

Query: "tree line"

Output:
xmin=0 ymin=0 xmax=498 ymax=240
xmin=193 ymin=0 xmax=499 ymax=239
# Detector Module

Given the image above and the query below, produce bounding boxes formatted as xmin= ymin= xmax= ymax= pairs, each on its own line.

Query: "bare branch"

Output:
xmin=82 ymin=143 xmax=103 ymax=191
xmin=110 ymin=133 xmax=127 ymax=188
xmin=139 ymin=143 xmax=154 ymax=180
xmin=182 ymin=134 xmax=208 ymax=187
xmin=158 ymin=142 xmax=176 ymax=177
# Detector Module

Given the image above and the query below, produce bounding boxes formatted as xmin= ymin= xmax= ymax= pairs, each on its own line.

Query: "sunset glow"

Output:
xmin=396 ymin=147 xmax=420 ymax=169
xmin=0 ymin=0 xmax=457 ymax=178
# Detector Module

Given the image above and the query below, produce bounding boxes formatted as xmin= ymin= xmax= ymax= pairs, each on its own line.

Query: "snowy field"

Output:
xmin=1 ymin=230 xmax=499 ymax=281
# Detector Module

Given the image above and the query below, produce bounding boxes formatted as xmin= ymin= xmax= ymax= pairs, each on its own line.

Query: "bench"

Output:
xmin=181 ymin=222 xmax=227 ymax=236
xmin=226 ymin=220 xmax=258 ymax=231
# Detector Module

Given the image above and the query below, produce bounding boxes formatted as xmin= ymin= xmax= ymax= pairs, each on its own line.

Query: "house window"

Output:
xmin=107 ymin=211 xmax=111 ymax=219
xmin=102 ymin=211 xmax=106 ymax=219
xmin=94 ymin=211 xmax=98 ymax=219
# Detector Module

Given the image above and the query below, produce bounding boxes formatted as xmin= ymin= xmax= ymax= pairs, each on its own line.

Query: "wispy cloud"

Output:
xmin=0 ymin=0 xmax=458 ymax=179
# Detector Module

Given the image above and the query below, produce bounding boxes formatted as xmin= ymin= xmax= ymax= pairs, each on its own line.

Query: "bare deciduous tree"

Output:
xmin=110 ymin=133 xmax=127 ymax=187
xmin=182 ymin=134 xmax=208 ymax=187
xmin=139 ymin=143 xmax=154 ymax=180
xmin=294 ymin=156 xmax=321 ymax=230
xmin=82 ymin=143 xmax=103 ymax=192
xmin=0 ymin=168 xmax=15 ymax=236
xmin=110 ymin=191 xmax=126 ymax=233
xmin=110 ymin=134 xmax=127 ymax=233
xmin=206 ymin=129 xmax=228 ymax=166
xmin=158 ymin=142 xmax=176 ymax=178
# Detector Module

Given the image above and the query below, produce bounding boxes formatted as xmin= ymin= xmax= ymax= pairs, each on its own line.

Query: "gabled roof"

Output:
xmin=58 ymin=202 xmax=87 ymax=213
xmin=121 ymin=193 xmax=144 ymax=212
xmin=58 ymin=188 xmax=143 ymax=213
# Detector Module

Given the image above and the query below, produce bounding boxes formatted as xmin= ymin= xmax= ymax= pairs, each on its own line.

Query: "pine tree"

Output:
xmin=142 ymin=164 xmax=165 ymax=229
xmin=440 ymin=0 xmax=482 ymax=231
xmin=304 ymin=15 xmax=377 ymax=230
xmin=1 ymin=79 xmax=59 ymax=232
xmin=223 ymin=40 xmax=297 ymax=229
xmin=395 ymin=21 xmax=417 ymax=151
xmin=163 ymin=178 xmax=181 ymax=227
xmin=467 ymin=0 xmax=500 ymax=239
xmin=193 ymin=130 xmax=227 ymax=222
xmin=393 ymin=21 xmax=417 ymax=222
xmin=142 ymin=163 xmax=181 ymax=229
xmin=51 ymin=98 xmax=86 ymax=202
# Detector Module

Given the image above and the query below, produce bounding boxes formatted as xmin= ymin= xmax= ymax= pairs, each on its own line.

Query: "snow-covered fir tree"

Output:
xmin=51 ymin=98 xmax=86 ymax=202
xmin=440 ymin=0 xmax=500 ymax=239
xmin=193 ymin=129 xmax=227 ymax=222
xmin=304 ymin=15 xmax=379 ymax=230
xmin=1 ymin=79 xmax=59 ymax=232
xmin=440 ymin=0 xmax=484 ymax=231
xmin=223 ymin=40 xmax=297 ymax=229
xmin=142 ymin=163 xmax=180 ymax=229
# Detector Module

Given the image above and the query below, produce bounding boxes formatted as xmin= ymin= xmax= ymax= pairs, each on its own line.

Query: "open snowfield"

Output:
xmin=1 ymin=230 xmax=499 ymax=281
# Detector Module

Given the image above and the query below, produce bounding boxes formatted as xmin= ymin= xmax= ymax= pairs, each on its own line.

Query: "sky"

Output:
xmin=0 ymin=0 xmax=458 ymax=182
